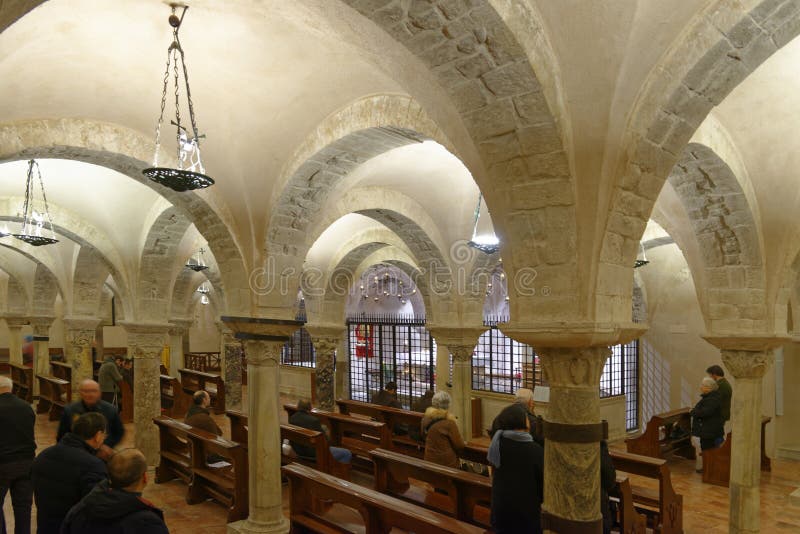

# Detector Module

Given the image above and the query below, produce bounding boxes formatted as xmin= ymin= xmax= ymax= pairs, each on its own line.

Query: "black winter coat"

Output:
xmin=31 ymin=433 xmax=107 ymax=529
xmin=490 ymin=437 xmax=544 ymax=534
xmin=691 ymin=390 xmax=724 ymax=441
xmin=61 ymin=479 xmax=169 ymax=534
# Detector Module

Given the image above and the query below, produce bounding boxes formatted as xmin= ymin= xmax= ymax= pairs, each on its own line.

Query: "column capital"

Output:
xmin=62 ymin=316 xmax=101 ymax=331
xmin=240 ymin=338 xmax=284 ymax=367
xmin=721 ymin=350 xmax=775 ymax=379
xmin=702 ymin=334 xmax=788 ymax=352
xmin=120 ymin=321 xmax=170 ymax=352
xmin=221 ymin=315 xmax=303 ymax=340
xmin=1 ymin=315 xmax=28 ymax=328
xmin=304 ymin=324 xmax=345 ymax=343
xmin=167 ymin=318 xmax=194 ymax=336
xmin=428 ymin=326 xmax=484 ymax=363
xmin=502 ymin=321 xmax=646 ymax=348
xmin=537 ymin=345 xmax=610 ymax=388
xmin=27 ymin=315 xmax=55 ymax=328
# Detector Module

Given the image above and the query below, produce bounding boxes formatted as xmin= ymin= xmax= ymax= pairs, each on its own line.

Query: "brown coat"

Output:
xmin=185 ymin=405 xmax=222 ymax=436
xmin=421 ymin=407 xmax=465 ymax=468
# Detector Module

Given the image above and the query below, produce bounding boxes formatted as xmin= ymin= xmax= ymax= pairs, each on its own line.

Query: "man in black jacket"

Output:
xmin=0 ymin=375 xmax=36 ymax=534
xmin=56 ymin=379 xmax=124 ymax=460
xmin=288 ymin=400 xmax=352 ymax=464
xmin=62 ymin=448 xmax=169 ymax=533
xmin=32 ymin=412 xmax=108 ymax=534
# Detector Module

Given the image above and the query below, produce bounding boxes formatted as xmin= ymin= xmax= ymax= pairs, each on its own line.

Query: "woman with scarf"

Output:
xmin=488 ymin=403 xmax=544 ymax=534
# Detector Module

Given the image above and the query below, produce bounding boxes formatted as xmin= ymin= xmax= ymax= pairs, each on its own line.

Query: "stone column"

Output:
xmin=536 ymin=346 xmax=609 ymax=533
xmin=435 ymin=343 xmax=451 ymax=391
xmin=335 ymin=336 xmax=349 ymax=400
xmin=62 ymin=317 xmax=100 ymax=397
xmin=29 ymin=317 xmax=53 ymax=397
xmin=167 ymin=319 xmax=192 ymax=376
xmin=121 ymin=322 xmax=169 ymax=464
xmin=222 ymin=316 xmax=302 ymax=534
xmin=306 ymin=326 xmax=344 ymax=411
xmin=221 ymin=326 xmax=244 ymax=412
xmin=94 ymin=325 xmax=104 ymax=361
xmin=4 ymin=319 xmax=25 ymax=365
xmin=704 ymin=336 xmax=782 ymax=534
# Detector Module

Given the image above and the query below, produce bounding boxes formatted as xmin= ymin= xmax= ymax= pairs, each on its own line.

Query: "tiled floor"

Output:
xmin=3 ymin=398 xmax=800 ymax=533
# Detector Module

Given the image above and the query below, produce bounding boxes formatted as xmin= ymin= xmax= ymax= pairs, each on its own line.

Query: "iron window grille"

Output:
xmin=281 ymin=327 xmax=316 ymax=368
xmin=600 ymin=339 xmax=640 ymax=431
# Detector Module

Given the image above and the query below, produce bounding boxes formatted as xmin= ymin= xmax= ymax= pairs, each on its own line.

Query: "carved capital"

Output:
xmin=449 ymin=344 xmax=474 ymax=362
xmin=242 ymin=339 xmax=284 ymax=367
xmin=65 ymin=328 xmax=94 ymax=349
xmin=120 ymin=322 xmax=170 ymax=358
xmin=313 ymin=336 xmax=339 ymax=356
xmin=537 ymin=346 xmax=610 ymax=387
xmin=28 ymin=316 xmax=54 ymax=337
xmin=63 ymin=316 xmax=101 ymax=332
xmin=721 ymin=349 xmax=774 ymax=379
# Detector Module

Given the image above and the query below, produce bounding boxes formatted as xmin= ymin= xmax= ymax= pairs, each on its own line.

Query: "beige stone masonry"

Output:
xmin=62 ymin=316 xmax=100 ymax=398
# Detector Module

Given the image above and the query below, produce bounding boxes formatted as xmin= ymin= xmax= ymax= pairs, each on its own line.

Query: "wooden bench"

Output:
xmin=285 ymin=403 xmax=391 ymax=471
xmin=370 ymin=448 xmax=492 ymax=528
xmin=36 ymin=375 xmax=71 ymax=420
xmin=9 ymin=362 xmax=33 ymax=403
xmin=226 ymin=409 xmax=249 ymax=445
xmin=702 ymin=415 xmax=772 ymax=487
xmin=610 ymin=450 xmax=683 ymax=534
xmin=160 ymin=374 xmax=193 ymax=418
xmin=282 ymin=462 xmax=486 ymax=534
xmin=154 ymin=416 xmax=193 ymax=484
xmin=185 ymin=424 xmax=248 ymax=523
xmin=179 ymin=368 xmax=226 ymax=414
xmin=118 ymin=379 xmax=133 ymax=424
xmin=625 ymin=408 xmax=694 ymax=459
xmin=185 ymin=352 xmax=221 ymax=373
xmin=337 ymin=398 xmax=425 ymax=458
xmin=610 ymin=475 xmax=648 ymax=534
xmin=50 ymin=361 xmax=72 ymax=383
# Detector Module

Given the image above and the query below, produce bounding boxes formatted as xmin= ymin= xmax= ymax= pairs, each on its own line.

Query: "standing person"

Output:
xmin=0 ymin=375 xmax=36 ymax=534
xmin=97 ymin=356 xmax=124 ymax=405
xmin=61 ymin=448 xmax=169 ymax=534
xmin=420 ymin=391 xmax=465 ymax=468
xmin=490 ymin=388 xmax=544 ymax=445
xmin=706 ymin=364 xmax=732 ymax=432
xmin=690 ymin=376 xmax=724 ymax=472
xmin=31 ymin=412 xmax=108 ymax=534
xmin=371 ymin=381 xmax=402 ymax=408
xmin=288 ymin=400 xmax=352 ymax=465
xmin=488 ymin=403 xmax=544 ymax=534
xmin=56 ymin=380 xmax=124 ymax=461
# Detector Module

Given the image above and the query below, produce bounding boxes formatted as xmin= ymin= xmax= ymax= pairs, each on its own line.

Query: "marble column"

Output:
xmin=221 ymin=327 xmax=244 ymax=412
xmin=222 ymin=316 xmax=302 ymax=534
xmin=4 ymin=320 xmax=25 ymax=365
xmin=168 ymin=319 xmax=192 ymax=376
xmin=306 ymin=325 xmax=344 ymax=412
xmin=536 ymin=346 xmax=609 ymax=533
xmin=435 ymin=343 xmax=451 ymax=391
xmin=29 ymin=317 xmax=53 ymax=397
xmin=704 ymin=336 xmax=782 ymax=534
xmin=121 ymin=322 xmax=169 ymax=465
xmin=63 ymin=316 xmax=100 ymax=397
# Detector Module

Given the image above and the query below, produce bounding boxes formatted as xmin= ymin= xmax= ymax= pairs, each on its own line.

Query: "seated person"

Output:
xmin=185 ymin=391 xmax=222 ymax=435
xmin=288 ymin=399 xmax=351 ymax=464
xmin=371 ymin=381 xmax=402 ymax=408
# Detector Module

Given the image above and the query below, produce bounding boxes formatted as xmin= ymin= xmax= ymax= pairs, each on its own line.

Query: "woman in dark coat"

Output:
xmin=488 ymin=403 xmax=544 ymax=534
xmin=691 ymin=376 xmax=724 ymax=471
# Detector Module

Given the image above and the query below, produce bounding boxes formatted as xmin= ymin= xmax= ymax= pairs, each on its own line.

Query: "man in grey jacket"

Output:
xmin=97 ymin=357 xmax=124 ymax=405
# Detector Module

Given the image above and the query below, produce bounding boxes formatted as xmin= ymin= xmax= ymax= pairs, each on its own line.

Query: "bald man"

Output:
xmin=57 ymin=380 xmax=124 ymax=460
xmin=61 ymin=449 xmax=168 ymax=533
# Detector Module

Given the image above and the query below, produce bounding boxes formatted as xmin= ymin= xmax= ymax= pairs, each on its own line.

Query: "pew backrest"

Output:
xmin=50 ymin=361 xmax=72 ymax=382
xmin=225 ymin=410 xmax=248 ymax=445
xmin=153 ymin=416 xmax=193 ymax=484
xmin=9 ymin=362 xmax=33 ymax=403
xmin=179 ymin=368 xmax=226 ymax=414
xmin=625 ymin=408 xmax=692 ymax=459
xmin=160 ymin=374 xmax=192 ymax=418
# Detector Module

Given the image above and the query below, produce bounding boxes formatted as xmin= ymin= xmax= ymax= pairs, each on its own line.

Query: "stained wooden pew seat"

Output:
xmin=179 ymin=368 xmax=226 ymax=414
xmin=337 ymin=398 xmax=425 ymax=458
xmin=625 ymin=408 xmax=694 ymax=460
xmin=283 ymin=462 xmax=486 ymax=534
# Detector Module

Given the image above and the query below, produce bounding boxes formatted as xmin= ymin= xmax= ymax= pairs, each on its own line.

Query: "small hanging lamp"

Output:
xmin=634 ymin=242 xmax=649 ymax=268
xmin=13 ymin=160 xmax=58 ymax=246
xmin=196 ymin=281 xmax=210 ymax=305
xmin=185 ymin=247 xmax=209 ymax=272
xmin=467 ymin=193 xmax=499 ymax=254
xmin=143 ymin=5 xmax=214 ymax=192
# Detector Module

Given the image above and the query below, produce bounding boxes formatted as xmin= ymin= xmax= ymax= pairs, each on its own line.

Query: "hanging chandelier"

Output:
xmin=634 ymin=242 xmax=649 ymax=268
xmin=13 ymin=160 xmax=58 ymax=246
xmin=143 ymin=5 xmax=214 ymax=192
xmin=360 ymin=265 xmax=417 ymax=304
xmin=196 ymin=281 xmax=210 ymax=305
xmin=467 ymin=193 xmax=499 ymax=254
xmin=185 ymin=247 xmax=209 ymax=272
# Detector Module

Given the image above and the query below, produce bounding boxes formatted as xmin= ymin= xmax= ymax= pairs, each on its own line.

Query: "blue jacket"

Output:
xmin=62 ymin=479 xmax=169 ymax=534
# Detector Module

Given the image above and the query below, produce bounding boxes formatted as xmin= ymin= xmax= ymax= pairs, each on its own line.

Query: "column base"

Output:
xmin=227 ymin=517 xmax=289 ymax=534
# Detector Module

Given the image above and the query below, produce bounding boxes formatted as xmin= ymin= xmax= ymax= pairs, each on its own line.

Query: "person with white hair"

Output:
xmin=690 ymin=376 xmax=724 ymax=472
xmin=420 ymin=391 xmax=465 ymax=468
xmin=490 ymin=387 xmax=543 ymax=445
xmin=0 ymin=375 xmax=36 ymax=534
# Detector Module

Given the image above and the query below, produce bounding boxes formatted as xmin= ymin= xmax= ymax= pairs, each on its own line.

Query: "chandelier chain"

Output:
xmin=153 ymin=44 xmax=172 ymax=167
xmin=34 ymin=160 xmax=56 ymax=234
xmin=173 ymin=43 xmax=181 ymax=167
xmin=20 ymin=160 xmax=33 ymax=231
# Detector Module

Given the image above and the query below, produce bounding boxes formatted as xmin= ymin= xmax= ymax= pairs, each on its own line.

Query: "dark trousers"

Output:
xmin=0 ymin=459 xmax=33 ymax=534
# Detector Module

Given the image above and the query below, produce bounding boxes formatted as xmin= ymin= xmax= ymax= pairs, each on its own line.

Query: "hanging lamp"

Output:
xmin=634 ymin=242 xmax=649 ymax=268
xmin=185 ymin=247 xmax=209 ymax=272
xmin=467 ymin=193 xmax=500 ymax=254
xmin=196 ymin=281 xmax=210 ymax=305
xmin=13 ymin=160 xmax=58 ymax=246
xmin=143 ymin=5 xmax=214 ymax=192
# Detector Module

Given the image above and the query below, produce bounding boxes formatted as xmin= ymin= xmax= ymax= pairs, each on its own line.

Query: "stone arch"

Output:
xmin=340 ymin=1 xmax=576 ymax=322
xmin=0 ymin=252 xmax=32 ymax=312
xmin=72 ymin=246 xmax=110 ymax=317
xmin=0 ymin=118 xmax=251 ymax=314
xmin=598 ymin=0 xmax=800 ymax=323
xmin=32 ymin=262 xmax=59 ymax=316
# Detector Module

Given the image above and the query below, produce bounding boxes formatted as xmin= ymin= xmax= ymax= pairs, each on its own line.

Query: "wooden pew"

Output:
xmin=118 ymin=379 xmax=133 ymax=424
xmin=153 ymin=416 xmax=193 ymax=484
xmin=160 ymin=374 xmax=193 ymax=418
xmin=224 ymin=410 xmax=351 ymax=480
xmin=179 ymin=368 xmax=226 ymax=414
xmin=610 ymin=475 xmax=648 ymax=534
xmin=702 ymin=415 xmax=772 ymax=487
xmin=185 ymin=352 xmax=221 ymax=372
xmin=610 ymin=450 xmax=683 ymax=534
xmin=336 ymin=398 xmax=425 ymax=458
xmin=285 ymin=403 xmax=391 ymax=471
xmin=625 ymin=408 xmax=694 ymax=460
xmin=50 ymin=361 xmax=72 ymax=383
xmin=370 ymin=448 xmax=492 ymax=528
xmin=36 ymin=375 xmax=71 ymax=420
xmin=9 ymin=363 xmax=33 ymax=403
xmin=282 ymin=462 xmax=486 ymax=534
xmin=185 ymin=425 xmax=249 ymax=523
